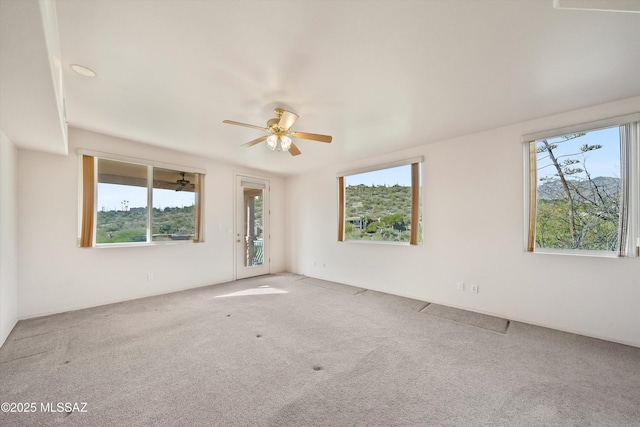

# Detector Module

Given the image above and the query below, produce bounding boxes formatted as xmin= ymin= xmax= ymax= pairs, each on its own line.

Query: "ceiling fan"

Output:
xmin=175 ymin=172 xmax=191 ymax=192
xmin=223 ymin=108 xmax=332 ymax=156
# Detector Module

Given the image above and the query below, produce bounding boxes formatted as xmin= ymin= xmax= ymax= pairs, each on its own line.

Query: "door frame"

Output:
xmin=234 ymin=174 xmax=270 ymax=280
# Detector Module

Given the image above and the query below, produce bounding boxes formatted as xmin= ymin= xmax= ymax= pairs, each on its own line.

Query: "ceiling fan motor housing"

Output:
xmin=267 ymin=117 xmax=281 ymax=132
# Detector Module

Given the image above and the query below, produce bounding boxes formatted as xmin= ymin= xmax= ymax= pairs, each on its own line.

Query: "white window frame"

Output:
xmin=523 ymin=114 xmax=640 ymax=257
xmin=337 ymin=156 xmax=423 ymax=246
xmin=78 ymin=149 xmax=205 ymax=248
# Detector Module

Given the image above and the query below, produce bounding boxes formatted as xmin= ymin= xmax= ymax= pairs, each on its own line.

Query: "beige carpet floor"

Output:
xmin=1 ymin=273 xmax=639 ymax=426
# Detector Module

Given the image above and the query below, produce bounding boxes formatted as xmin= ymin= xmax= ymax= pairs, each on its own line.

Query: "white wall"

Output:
xmin=285 ymin=96 xmax=640 ymax=347
xmin=17 ymin=128 xmax=285 ymax=318
xmin=0 ymin=130 xmax=18 ymax=347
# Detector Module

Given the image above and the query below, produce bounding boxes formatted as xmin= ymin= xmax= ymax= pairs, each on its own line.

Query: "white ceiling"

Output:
xmin=2 ymin=1 xmax=640 ymax=176
xmin=0 ymin=0 xmax=67 ymax=154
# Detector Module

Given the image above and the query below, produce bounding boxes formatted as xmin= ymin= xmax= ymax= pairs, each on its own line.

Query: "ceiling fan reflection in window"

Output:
xmin=223 ymin=108 xmax=332 ymax=156
xmin=175 ymin=172 xmax=192 ymax=192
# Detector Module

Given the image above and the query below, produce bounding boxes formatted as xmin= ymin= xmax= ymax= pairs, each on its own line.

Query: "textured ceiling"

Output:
xmin=3 ymin=1 xmax=640 ymax=176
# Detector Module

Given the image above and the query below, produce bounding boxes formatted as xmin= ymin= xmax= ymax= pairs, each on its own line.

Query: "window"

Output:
xmin=152 ymin=167 xmax=199 ymax=242
xmin=525 ymin=114 xmax=639 ymax=256
xmin=80 ymin=154 xmax=204 ymax=247
xmin=338 ymin=157 xmax=422 ymax=244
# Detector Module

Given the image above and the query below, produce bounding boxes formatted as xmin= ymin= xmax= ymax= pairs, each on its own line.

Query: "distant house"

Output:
xmin=345 ymin=216 xmax=364 ymax=230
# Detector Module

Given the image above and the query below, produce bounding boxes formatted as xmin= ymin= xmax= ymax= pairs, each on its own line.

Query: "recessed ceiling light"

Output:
xmin=69 ymin=64 xmax=97 ymax=77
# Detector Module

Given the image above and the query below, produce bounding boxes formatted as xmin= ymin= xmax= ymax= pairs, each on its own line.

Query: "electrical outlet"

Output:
xmin=471 ymin=284 xmax=478 ymax=293
xmin=147 ymin=273 xmax=154 ymax=281
xmin=457 ymin=282 xmax=464 ymax=291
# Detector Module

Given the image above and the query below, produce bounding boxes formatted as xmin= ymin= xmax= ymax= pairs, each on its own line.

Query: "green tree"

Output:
xmin=535 ymin=134 xmax=619 ymax=251
xmin=366 ymin=221 xmax=381 ymax=233
xmin=381 ymin=213 xmax=408 ymax=231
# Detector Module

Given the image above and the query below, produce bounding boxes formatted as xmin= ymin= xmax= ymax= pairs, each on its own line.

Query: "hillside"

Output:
xmin=96 ymin=205 xmax=195 ymax=243
xmin=345 ymin=184 xmax=412 ymax=220
xmin=344 ymin=184 xmax=414 ymax=242
xmin=535 ymin=176 xmax=620 ymax=251
xmin=537 ymin=176 xmax=619 ymax=201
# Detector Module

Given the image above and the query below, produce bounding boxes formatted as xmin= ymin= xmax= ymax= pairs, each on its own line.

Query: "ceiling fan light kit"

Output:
xmin=266 ymin=134 xmax=292 ymax=152
xmin=223 ymin=108 xmax=332 ymax=156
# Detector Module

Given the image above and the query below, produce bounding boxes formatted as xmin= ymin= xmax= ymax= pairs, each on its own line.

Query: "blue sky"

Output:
xmin=536 ymin=126 xmax=620 ymax=181
xmin=345 ymin=164 xmax=413 ymax=187
xmin=98 ymin=184 xmax=195 ymax=211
